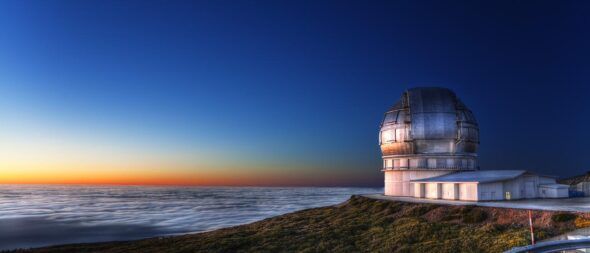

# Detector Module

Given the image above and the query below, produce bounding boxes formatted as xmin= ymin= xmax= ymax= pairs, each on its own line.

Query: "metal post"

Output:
xmin=528 ymin=210 xmax=535 ymax=245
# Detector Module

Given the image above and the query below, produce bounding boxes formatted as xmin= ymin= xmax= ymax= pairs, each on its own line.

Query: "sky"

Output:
xmin=0 ymin=1 xmax=589 ymax=186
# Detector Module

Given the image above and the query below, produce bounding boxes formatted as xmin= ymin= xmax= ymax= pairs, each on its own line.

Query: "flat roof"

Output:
xmin=411 ymin=170 xmax=528 ymax=183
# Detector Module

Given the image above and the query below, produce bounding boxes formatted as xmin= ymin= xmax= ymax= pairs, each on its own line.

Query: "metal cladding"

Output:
xmin=380 ymin=87 xmax=479 ymax=171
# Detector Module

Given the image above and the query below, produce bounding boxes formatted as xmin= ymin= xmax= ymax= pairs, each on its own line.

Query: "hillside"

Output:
xmin=16 ymin=196 xmax=590 ymax=253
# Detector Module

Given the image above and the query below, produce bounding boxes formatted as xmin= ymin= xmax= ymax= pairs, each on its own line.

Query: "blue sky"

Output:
xmin=1 ymin=1 xmax=589 ymax=186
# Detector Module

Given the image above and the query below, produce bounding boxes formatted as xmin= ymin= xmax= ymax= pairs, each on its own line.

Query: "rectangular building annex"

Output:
xmin=410 ymin=170 xmax=569 ymax=201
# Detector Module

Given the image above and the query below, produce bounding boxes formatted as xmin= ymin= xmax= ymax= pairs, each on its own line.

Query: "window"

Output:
xmin=437 ymin=159 xmax=446 ymax=168
xmin=410 ymin=159 xmax=419 ymax=168
xmin=447 ymin=159 xmax=454 ymax=168
xmin=400 ymin=159 xmax=408 ymax=168
xmin=428 ymin=159 xmax=436 ymax=169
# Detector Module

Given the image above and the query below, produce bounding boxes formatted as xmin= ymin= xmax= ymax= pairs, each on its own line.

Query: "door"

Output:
xmin=525 ymin=181 xmax=535 ymax=198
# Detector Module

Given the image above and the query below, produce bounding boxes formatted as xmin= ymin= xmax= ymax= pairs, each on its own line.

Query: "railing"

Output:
xmin=381 ymin=165 xmax=477 ymax=170
xmin=505 ymin=239 xmax=590 ymax=253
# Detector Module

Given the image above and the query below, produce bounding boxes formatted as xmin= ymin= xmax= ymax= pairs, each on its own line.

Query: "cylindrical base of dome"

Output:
xmin=382 ymin=155 xmax=478 ymax=170
xmin=384 ymin=170 xmax=456 ymax=196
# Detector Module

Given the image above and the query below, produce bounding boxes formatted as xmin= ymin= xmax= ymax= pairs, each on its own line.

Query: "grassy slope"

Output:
xmin=18 ymin=196 xmax=590 ymax=253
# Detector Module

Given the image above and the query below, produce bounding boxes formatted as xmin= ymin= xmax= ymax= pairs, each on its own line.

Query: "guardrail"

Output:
xmin=506 ymin=239 xmax=590 ymax=253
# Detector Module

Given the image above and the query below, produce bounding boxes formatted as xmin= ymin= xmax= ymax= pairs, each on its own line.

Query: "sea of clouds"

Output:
xmin=0 ymin=185 xmax=381 ymax=250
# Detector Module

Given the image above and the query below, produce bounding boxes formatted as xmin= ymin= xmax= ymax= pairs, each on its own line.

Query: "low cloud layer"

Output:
xmin=0 ymin=185 xmax=380 ymax=250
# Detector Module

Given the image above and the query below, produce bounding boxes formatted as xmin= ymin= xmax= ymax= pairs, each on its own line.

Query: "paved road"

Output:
xmin=362 ymin=194 xmax=590 ymax=212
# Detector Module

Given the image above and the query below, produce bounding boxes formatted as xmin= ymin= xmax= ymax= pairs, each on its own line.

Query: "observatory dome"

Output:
xmin=380 ymin=87 xmax=479 ymax=171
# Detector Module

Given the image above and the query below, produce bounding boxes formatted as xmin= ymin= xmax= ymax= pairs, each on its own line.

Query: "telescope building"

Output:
xmin=380 ymin=87 xmax=568 ymax=201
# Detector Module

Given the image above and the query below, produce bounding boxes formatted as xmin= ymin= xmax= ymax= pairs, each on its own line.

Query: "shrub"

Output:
xmin=575 ymin=217 xmax=590 ymax=228
xmin=552 ymin=213 xmax=577 ymax=223
xmin=462 ymin=208 xmax=488 ymax=223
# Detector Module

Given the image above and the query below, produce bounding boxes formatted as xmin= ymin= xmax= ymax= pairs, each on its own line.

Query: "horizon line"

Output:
xmin=0 ymin=182 xmax=383 ymax=188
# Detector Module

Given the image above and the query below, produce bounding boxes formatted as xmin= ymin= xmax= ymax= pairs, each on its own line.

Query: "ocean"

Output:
xmin=0 ymin=185 xmax=381 ymax=250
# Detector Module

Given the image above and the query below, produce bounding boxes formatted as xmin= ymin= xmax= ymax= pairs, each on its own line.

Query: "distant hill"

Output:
xmin=558 ymin=172 xmax=590 ymax=185
xmin=17 ymin=195 xmax=590 ymax=253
